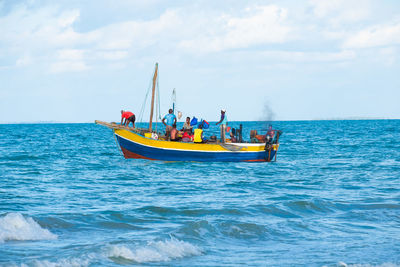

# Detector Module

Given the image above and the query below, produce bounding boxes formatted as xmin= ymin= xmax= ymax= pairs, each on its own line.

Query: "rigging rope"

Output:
xmin=155 ymin=72 xmax=159 ymax=132
xmin=138 ymin=69 xmax=155 ymax=123
xmin=157 ymin=73 xmax=161 ymax=120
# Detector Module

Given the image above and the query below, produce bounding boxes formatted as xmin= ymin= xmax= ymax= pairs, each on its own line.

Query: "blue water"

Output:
xmin=1 ymin=120 xmax=399 ymax=266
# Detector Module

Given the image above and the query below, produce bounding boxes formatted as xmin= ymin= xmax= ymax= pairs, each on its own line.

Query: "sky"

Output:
xmin=0 ymin=0 xmax=399 ymax=123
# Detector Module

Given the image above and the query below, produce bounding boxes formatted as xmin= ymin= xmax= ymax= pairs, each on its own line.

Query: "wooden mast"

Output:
xmin=149 ymin=63 xmax=158 ymax=132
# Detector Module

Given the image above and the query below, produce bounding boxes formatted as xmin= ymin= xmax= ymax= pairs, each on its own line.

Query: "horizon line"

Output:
xmin=0 ymin=117 xmax=398 ymax=125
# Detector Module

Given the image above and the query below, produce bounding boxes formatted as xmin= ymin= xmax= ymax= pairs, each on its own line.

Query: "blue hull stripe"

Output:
xmin=115 ymin=135 xmax=275 ymax=162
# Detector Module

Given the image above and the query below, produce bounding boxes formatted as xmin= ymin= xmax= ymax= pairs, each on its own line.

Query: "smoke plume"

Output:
xmin=261 ymin=101 xmax=275 ymax=122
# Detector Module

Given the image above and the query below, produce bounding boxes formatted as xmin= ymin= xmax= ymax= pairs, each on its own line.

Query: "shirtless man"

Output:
xmin=170 ymin=123 xmax=179 ymax=141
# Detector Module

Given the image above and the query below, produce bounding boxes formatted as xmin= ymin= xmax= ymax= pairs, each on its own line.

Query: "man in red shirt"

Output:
xmin=121 ymin=110 xmax=135 ymax=128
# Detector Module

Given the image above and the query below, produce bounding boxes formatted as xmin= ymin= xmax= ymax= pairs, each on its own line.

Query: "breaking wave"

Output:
xmin=20 ymin=258 xmax=90 ymax=267
xmin=0 ymin=213 xmax=57 ymax=243
xmin=107 ymin=237 xmax=202 ymax=263
xmin=336 ymin=262 xmax=400 ymax=267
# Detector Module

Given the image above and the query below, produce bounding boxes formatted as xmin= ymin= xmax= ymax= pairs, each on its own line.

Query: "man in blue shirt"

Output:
xmin=216 ymin=109 xmax=227 ymax=143
xmin=162 ymin=109 xmax=177 ymax=140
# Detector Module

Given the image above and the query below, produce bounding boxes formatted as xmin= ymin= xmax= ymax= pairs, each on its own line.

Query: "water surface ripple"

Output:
xmin=0 ymin=120 xmax=399 ymax=266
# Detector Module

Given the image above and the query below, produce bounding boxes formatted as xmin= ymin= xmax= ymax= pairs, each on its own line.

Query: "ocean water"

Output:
xmin=0 ymin=120 xmax=399 ymax=267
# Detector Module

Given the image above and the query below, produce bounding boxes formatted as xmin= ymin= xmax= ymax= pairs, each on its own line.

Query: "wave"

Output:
xmin=219 ymin=222 xmax=268 ymax=240
xmin=337 ymin=262 xmax=400 ymax=267
xmin=107 ymin=237 xmax=202 ymax=263
xmin=14 ymin=258 xmax=91 ymax=267
xmin=136 ymin=205 xmax=248 ymax=217
xmin=0 ymin=213 xmax=57 ymax=243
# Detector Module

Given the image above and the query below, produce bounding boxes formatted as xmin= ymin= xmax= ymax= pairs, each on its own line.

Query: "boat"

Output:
xmin=96 ymin=63 xmax=281 ymax=162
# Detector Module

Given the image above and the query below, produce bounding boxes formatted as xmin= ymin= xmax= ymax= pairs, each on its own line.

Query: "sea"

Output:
xmin=0 ymin=120 xmax=399 ymax=267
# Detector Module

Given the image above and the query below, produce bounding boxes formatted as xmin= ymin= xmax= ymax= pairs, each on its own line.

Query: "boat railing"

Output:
xmin=96 ymin=120 xmax=282 ymax=146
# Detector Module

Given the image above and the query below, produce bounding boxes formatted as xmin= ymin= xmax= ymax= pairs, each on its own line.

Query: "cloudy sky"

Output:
xmin=1 ymin=0 xmax=399 ymax=123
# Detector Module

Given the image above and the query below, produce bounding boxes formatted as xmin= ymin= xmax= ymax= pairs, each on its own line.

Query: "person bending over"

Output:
xmin=121 ymin=110 xmax=135 ymax=128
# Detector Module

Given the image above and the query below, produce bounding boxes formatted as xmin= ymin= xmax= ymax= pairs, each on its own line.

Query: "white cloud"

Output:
xmin=0 ymin=1 xmax=395 ymax=74
xmin=16 ymin=54 xmax=33 ymax=67
xmin=50 ymin=60 xmax=89 ymax=73
xmin=233 ymin=49 xmax=356 ymax=64
xmin=309 ymin=0 xmax=371 ymax=25
xmin=57 ymin=49 xmax=85 ymax=61
xmin=263 ymin=50 xmax=356 ymax=62
xmin=179 ymin=5 xmax=292 ymax=53
xmin=322 ymin=30 xmax=348 ymax=40
xmin=3 ymin=4 xmax=293 ymax=62
xmin=378 ymin=47 xmax=398 ymax=65
xmin=49 ymin=49 xmax=88 ymax=73
xmin=57 ymin=9 xmax=79 ymax=27
xmin=95 ymin=51 xmax=129 ymax=60
xmin=0 ymin=6 xmax=86 ymax=48
xmin=343 ymin=21 xmax=400 ymax=48
xmin=1 ymin=1 xmax=400 ymax=122
xmin=0 ymin=5 xmax=182 ymax=72
xmin=94 ymin=9 xmax=183 ymax=50
xmin=0 ymin=5 xmax=99 ymax=72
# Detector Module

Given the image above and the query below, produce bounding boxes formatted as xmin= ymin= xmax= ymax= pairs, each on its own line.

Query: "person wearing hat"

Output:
xmin=216 ymin=109 xmax=227 ymax=143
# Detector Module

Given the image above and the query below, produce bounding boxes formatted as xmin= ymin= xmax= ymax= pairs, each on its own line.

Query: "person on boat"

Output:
xmin=181 ymin=117 xmax=193 ymax=134
xmin=230 ymin=128 xmax=237 ymax=143
xmin=121 ymin=110 xmax=135 ymax=128
xmin=162 ymin=108 xmax=177 ymax=140
xmin=181 ymin=131 xmax=193 ymax=142
xmin=194 ymin=124 xmax=204 ymax=143
xmin=266 ymin=124 xmax=276 ymax=143
xmin=170 ymin=123 xmax=179 ymax=141
xmin=216 ymin=109 xmax=227 ymax=143
xmin=267 ymin=124 xmax=275 ymax=138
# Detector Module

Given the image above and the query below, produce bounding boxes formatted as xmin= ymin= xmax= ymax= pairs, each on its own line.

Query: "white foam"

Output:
xmin=0 ymin=213 xmax=57 ymax=243
xmin=30 ymin=258 xmax=90 ymax=267
xmin=107 ymin=237 xmax=202 ymax=263
xmin=9 ymin=254 xmax=96 ymax=267
xmin=336 ymin=262 xmax=400 ymax=267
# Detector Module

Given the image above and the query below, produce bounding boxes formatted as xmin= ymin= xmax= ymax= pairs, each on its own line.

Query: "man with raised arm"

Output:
xmin=216 ymin=109 xmax=227 ymax=143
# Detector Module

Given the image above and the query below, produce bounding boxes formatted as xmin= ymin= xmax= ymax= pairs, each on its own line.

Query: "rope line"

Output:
xmin=138 ymin=69 xmax=155 ymax=123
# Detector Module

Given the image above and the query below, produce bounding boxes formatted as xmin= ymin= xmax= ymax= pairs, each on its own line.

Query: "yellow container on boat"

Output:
xmin=144 ymin=133 xmax=152 ymax=138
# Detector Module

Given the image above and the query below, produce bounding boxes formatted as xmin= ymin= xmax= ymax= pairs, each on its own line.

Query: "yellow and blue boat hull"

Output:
xmin=114 ymin=129 xmax=278 ymax=162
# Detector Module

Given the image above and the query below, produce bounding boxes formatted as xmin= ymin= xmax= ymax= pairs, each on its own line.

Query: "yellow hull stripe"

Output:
xmin=114 ymin=129 xmax=266 ymax=152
